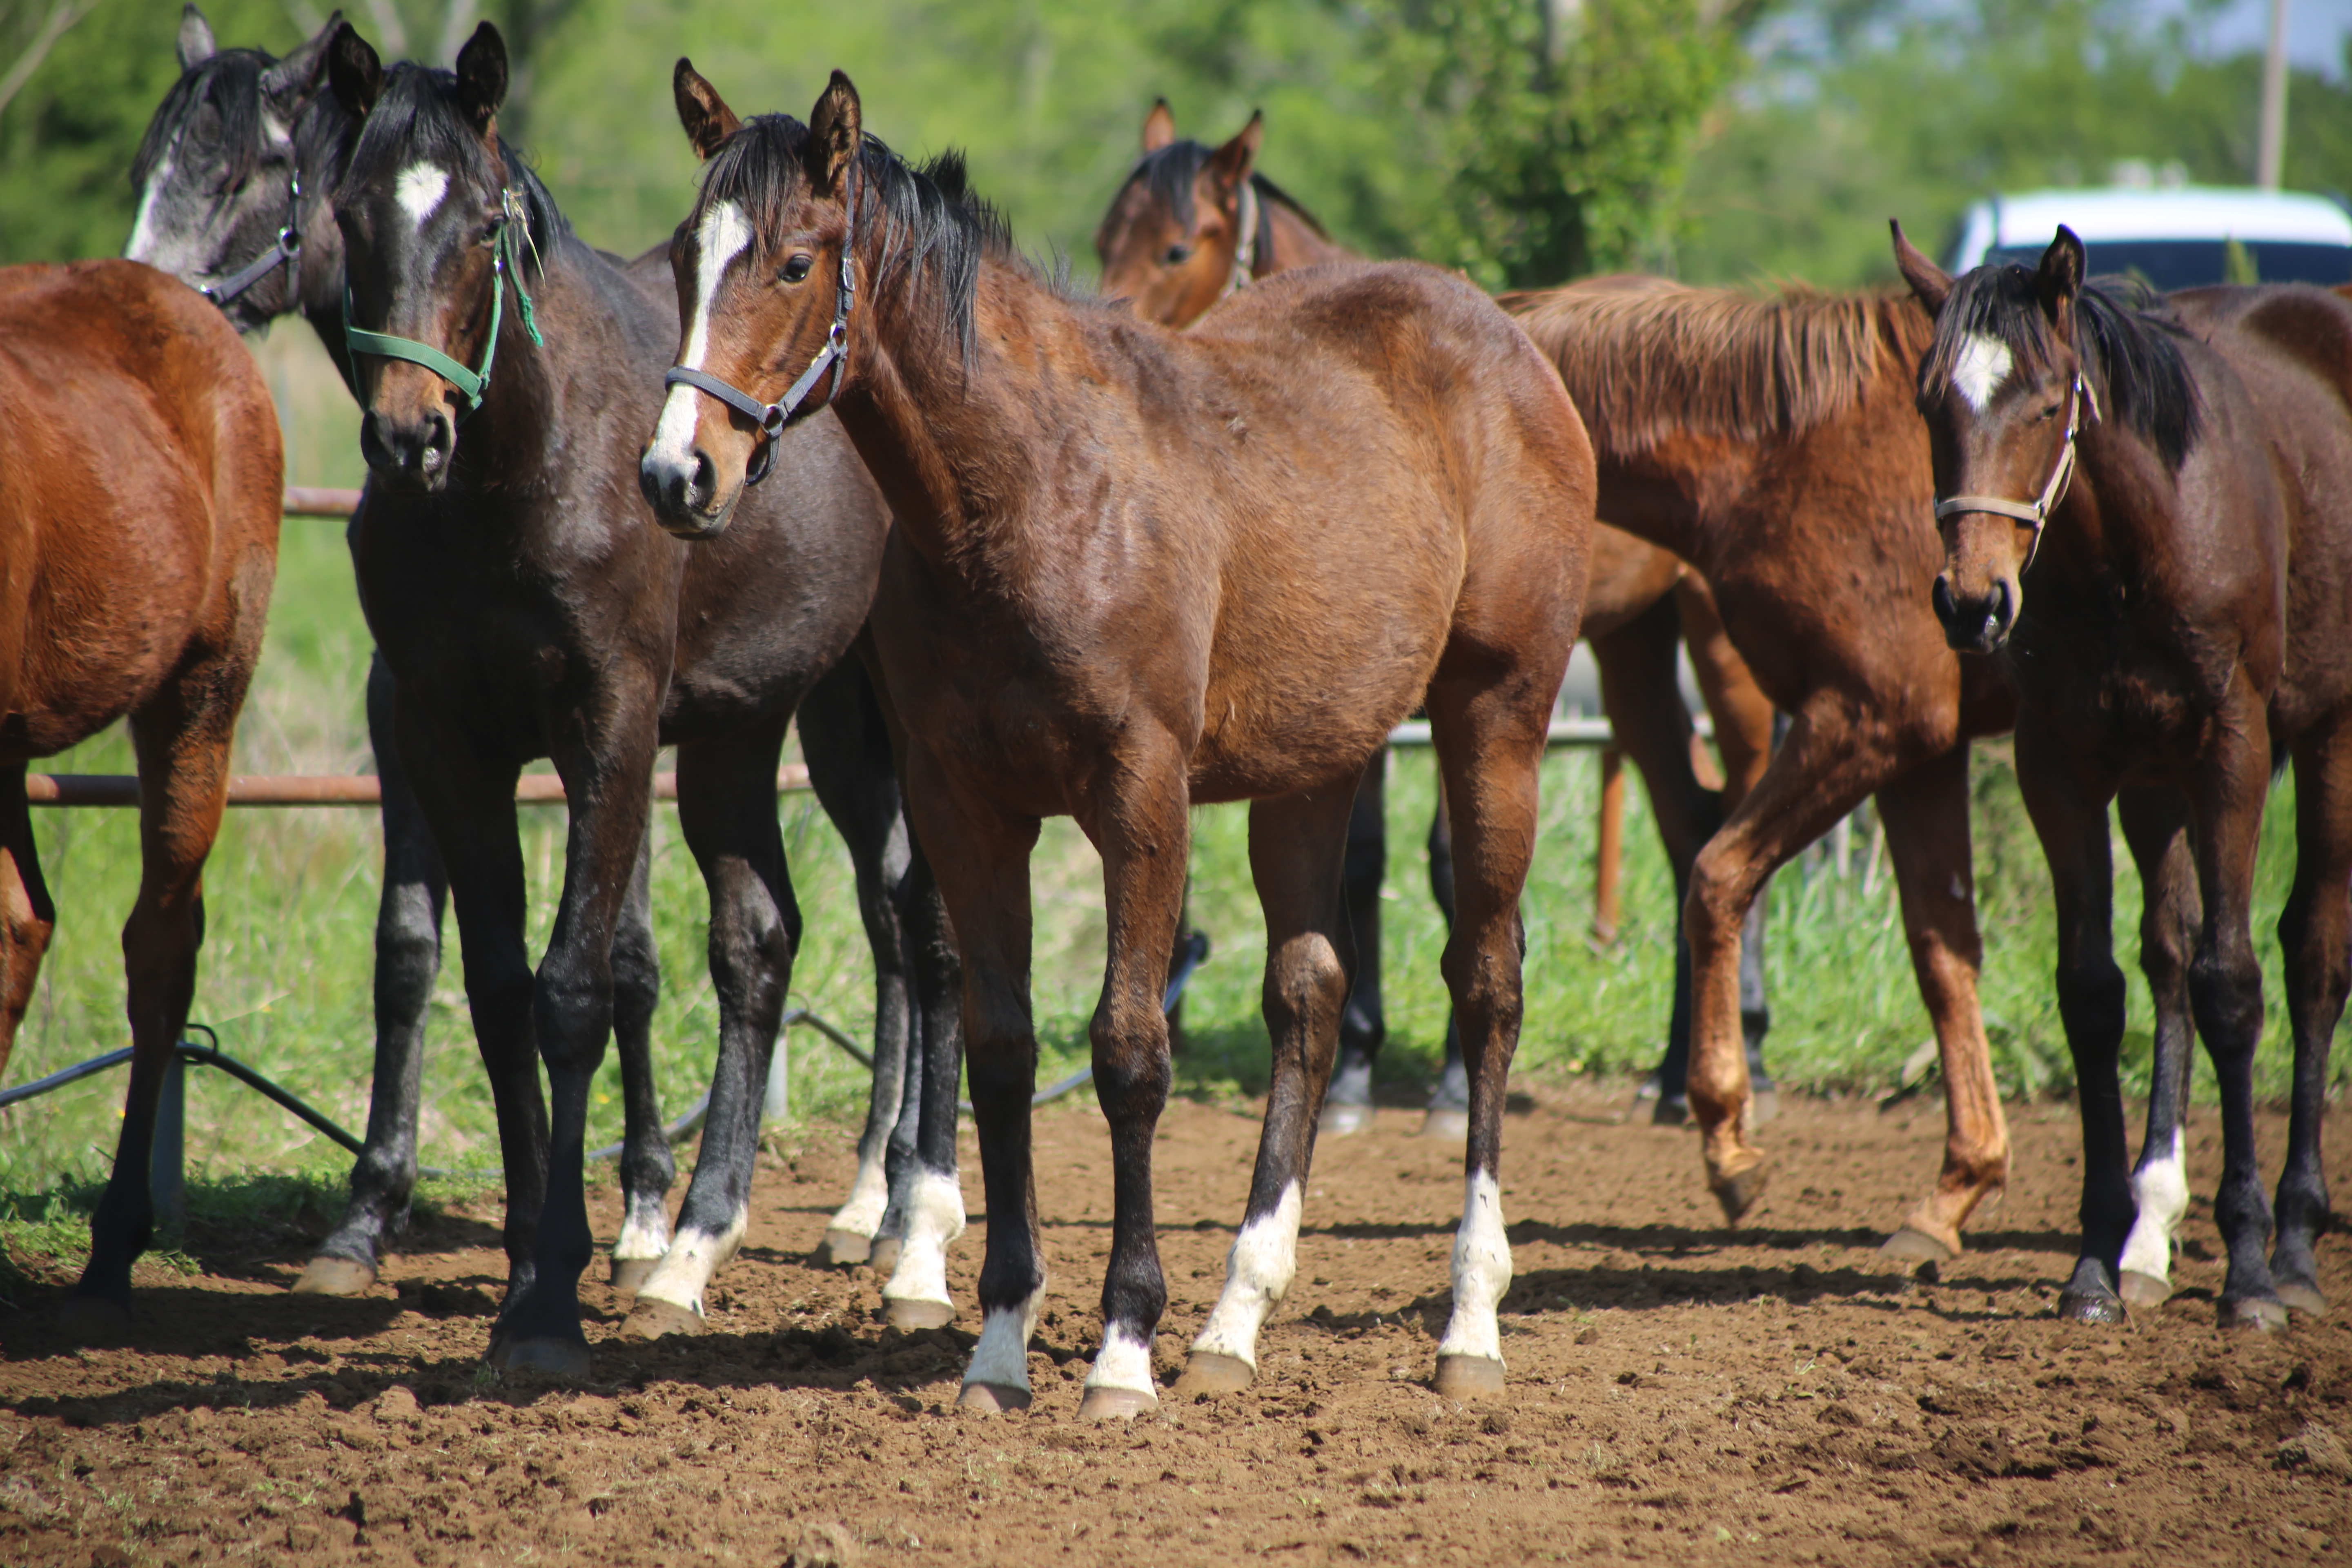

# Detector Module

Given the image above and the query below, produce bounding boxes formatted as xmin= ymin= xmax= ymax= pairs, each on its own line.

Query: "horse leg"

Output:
xmin=797 ymin=659 xmax=913 ymax=1267
xmin=2011 ymin=720 xmax=2133 ymax=1322
xmin=882 ymin=831 xmax=969 ymax=1332
xmin=607 ymin=829 xmax=673 ymax=1293
xmin=1179 ymin=783 xmax=1358 ymax=1395
xmin=2272 ymin=719 xmax=2352 ymax=1316
xmin=2112 ymin=785 xmax=2200 ymax=1308
xmin=1321 ymin=759 xmax=1385 ymax=1137
xmin=2181 ymin=694 xmax=2285 ymax=1330
xmin=0 ymin=766 xmax=57 ymax=1085
xmin=1419 ymin=780 xmax=1470 ymax=1139
xmin=621 ymin=715 xmax=796 ymax=1342
xmin=64 ymin=676 xmax=237 ymax=1334
xmin=298 ymin=654 xmax=450 ymax=1296
xmin=1871 ymin=744 xmax=2011 ymax=1259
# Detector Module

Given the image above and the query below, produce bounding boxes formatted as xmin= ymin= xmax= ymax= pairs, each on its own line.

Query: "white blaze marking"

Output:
xmin=395 ymin=163 xmax=450 ymax=227
xmin=630 ymin=1209 xmax=748 ymax=1318
xmin=613 ymin=1189 xmax=673 ymax=1263
xmin=1437 ymin=1170 xmax=1512 ymax=1364
xmin=1952 ymin=332 xmax=2013 ymax=414
xmin=650 ymin=200 xmax=753 ymax=464
xmin=880 ymin=1167 xmax=966 ymax=1310
xmin=827 ymin=1149 xmax=891 ymax=1240
xmin=124 ymin=151 xmax=174 ymax=263
xmin=2119 ymin=1125 xmax=2188 ymax=1283
xmin=1084 ymin=1323 xmax=1158 ymax=1398
xmin=1190 ymin=1181 xmax=1304 ymax=1368
xmin=964 ymin=1291 xmax=1044 ymax=1394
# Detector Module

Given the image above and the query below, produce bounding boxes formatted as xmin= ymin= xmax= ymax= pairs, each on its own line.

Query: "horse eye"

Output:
xmin=2039 ymin=403 xmax=2061 ymax=422
xmin=780 ymin=254 xmax=814 ymax=284
xmin=1164 ymin=243 xmax=1192 ymax=265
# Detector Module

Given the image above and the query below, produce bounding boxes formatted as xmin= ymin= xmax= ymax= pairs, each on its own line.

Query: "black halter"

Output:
xmin=203 ymin=164 xmax=304 ymax=310
xmin=662 ymin=169 xmax=859 ymax=487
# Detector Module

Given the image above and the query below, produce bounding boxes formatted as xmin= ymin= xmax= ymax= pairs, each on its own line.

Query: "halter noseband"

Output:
xmin=1931 ymin=370 xmax=2102 ymax=576
xmin=341 ymin=187 xmax=545 ymax=415
xmin=661 ymin=169 xmax=860 ymax=488
xmin=202 ymin=165 xmax=304 ymax=309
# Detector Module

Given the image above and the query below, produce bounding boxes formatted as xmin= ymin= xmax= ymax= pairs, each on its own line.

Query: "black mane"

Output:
xmin=1116 ymin=137 xmax=1329 ymax=242
xmin=693 ymin=115 xmax=1018 ymax=364
xmin=1924 ymin=265 xmax=2202 ymax=469
xmin=134 ymin=47 xmax=272 ymax=194
xmin=343 ymin=63 xmax=569 ymax=275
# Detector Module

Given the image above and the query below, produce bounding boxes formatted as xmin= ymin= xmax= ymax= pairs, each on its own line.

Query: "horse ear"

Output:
xmin=1890 ymin=219 xmax=1952 ymax=316
xmin=177 ymin=6 xmax=217 ymax=71
xmin=326 ymin=22 xmax=382 ymax=121
xmin=1207 ymin=109 xmax=1263 ymax=193
xmin=673 ymin=59 xmax=740 ymax=162
xmin=2037 ymin=225 xmax=2085 ymax=325
xmin=1141 ymin=98 xmax=1175 ymax=152
xmin=804 ymin=69 xmax=862 ymax=198
xmin=454 ymin=21 xmax=508 ymax=137
xmin=261 ymin=10 xmax=341 ymax=102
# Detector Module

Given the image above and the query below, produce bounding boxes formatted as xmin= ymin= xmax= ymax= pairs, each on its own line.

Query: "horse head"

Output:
xmin=1093 ymin=103 xmax=1263 ymax=327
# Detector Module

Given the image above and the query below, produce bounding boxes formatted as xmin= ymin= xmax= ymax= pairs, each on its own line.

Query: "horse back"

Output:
xmin=0 ymin=261 xmax=281 ymax=761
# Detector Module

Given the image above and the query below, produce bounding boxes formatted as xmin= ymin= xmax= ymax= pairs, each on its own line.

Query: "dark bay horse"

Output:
xmin=310 ymin=21 xmax=964 ymax=1372
xmin=127 ymin=9 xmax=958 ymax=1311
xmin=643 ymin=68 xmax=1593 ymax=1412
xmin=1502 ymin=278 xmax=2027 ymax=1263
xmin=1092 ymin=103 xmax=1781 ymax=1132
xmin=0 ymin=258 xmax=282 ymax=1333
xmin=1896 ymin=224 xmax=2352 ymax=1325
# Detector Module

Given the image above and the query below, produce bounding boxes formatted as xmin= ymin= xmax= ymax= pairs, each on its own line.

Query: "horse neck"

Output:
xmin=1256 ymin=194 xmax=1350 ymax=277
xmin=440 ymin=235 xmax=617 ymax=490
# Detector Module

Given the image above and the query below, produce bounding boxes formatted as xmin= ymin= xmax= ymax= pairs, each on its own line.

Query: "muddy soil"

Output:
xmin=1 ymin=1082 xmax=2347 ymax=1566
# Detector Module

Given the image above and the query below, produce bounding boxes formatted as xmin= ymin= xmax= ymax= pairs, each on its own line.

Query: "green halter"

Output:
xmin=343 ymin=187 xmax=544 ymax=412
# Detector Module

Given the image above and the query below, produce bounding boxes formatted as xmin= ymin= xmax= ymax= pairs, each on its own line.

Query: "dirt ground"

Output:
xmin=1 ymin=1081 xmax=2348 ymax=1566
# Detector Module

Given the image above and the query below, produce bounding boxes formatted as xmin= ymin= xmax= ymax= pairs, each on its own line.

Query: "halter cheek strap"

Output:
xmin=1218 ymin=178 xmax=1263 ymax=304
xmin=1931 ymin=371 xmax=2102 ymax=576
xmin=660 ymin=168 xmax=860 ymax=487
xmin=341 ymin=187 xmax=546 ymax=415
xmin=203 ymin=167 xmax=304 ymax=309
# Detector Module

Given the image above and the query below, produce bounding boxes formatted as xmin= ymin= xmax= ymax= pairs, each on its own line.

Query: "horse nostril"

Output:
xmin=1931 ymin=575 xmax=1957 ymax=626
xmin=1991 ymin=577 xmax=2014 ymax=630
xmin=688 ymin=450 xmax=717 ymax=511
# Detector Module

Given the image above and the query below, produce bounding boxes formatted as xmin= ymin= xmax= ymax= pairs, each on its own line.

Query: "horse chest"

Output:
xmin=2010 ymin=595 xmax=2228 ymax=769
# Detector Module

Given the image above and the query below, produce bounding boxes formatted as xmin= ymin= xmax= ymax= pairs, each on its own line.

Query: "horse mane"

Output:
xmin=345 ymin=64 xmax=570 ymax=276
xmin=1920 ymin=266 xmax=2201 ymax=469
xmin=1501 ymin=277 xmax=1933 ymax=460
xmin=1114 ymin=138 xmax=1330 ymax=241
xmin=693 ymin=115 xmax=1025 ymax=365
xmin=134 ymin=47 xmax=274 ymax=193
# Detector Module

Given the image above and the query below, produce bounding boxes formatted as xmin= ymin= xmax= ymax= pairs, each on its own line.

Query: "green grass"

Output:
xmin=0 ymin=328 xmax=2341 ymax=1235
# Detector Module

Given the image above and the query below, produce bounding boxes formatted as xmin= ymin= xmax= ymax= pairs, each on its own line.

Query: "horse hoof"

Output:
xmin=1710 ymin=1164 xmax=1767 ymax=1224
xmin=291 ymin=1254 xmax=378 ymax=1297
xmin=884 ymin=1296 xmax=956 ymax=1331
xmin=1319 ymin=1101 xmax=1374 ymax=1138
xmin=2118 ymin=1270 xmax=2174 ymax=1310
xmin=1650 ymin=1094 xmax=1690 ymax=1128
xmin=2055 ymin=1288 xmax=2127 ymax=1326
xmin=1172 ymin=1351 xmax=1255 ymax=1398
xmin=814 ymin=1228 xmax=872 ymax=1267
xmin=498 ymin=1337 xmax=592 ymax=1379
xmin=2223 ymin=1296 xmax=2290 ymax=1333
xmin=1879 ymin=1226 xmax=1960 ymax=1263
xmin=2276 ymin=1278 xmax=2328 ymax=1316
xmin=1433 ymin=1354 xmax=1506 ymax=1400
xmin=868 ymin=1236 xmax=903 ymax=1278
xmin=1078 ymin=1385 xmax=1159 ymax=1420
xmin=609 ymin=1257 xmax=659 ymax=1296
xmin=958 ymin=1380 xmax=1031 ymax=1414
xmin=59 ymin=1294 xmax=131 ymax=1345
xmin=1415 ymin=1108 xmax=1469 ymax=1143
xmin=1746 ymin=1087 xmax=1781 ymax=1129
xmin=621 ymin=1296 xmax=706 ymax=1341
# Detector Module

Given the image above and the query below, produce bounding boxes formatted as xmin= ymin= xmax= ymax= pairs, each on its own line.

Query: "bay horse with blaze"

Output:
xmin=642 ymin=69 xmax=1594 ymax=1411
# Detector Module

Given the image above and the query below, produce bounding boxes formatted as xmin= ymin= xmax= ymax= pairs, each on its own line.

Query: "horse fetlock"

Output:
xmin=962 ymin=1294 xmax=1044 ymax=1403
xmin=822 ymin=1153 xmax=891 ymax=1252
xmin=629 ymin=1214 xmax=746 ymax=1321
xmin=881 ymin=1168 xmax=965 ymax=1315
xmin=1190 ymin=1182 xmax=1303 ymax=1369
xmin=1437 ymin=1172 xmax=1511 ymax=1364
xmin=1082 ymin=1322 xmax=1160 ymax=1409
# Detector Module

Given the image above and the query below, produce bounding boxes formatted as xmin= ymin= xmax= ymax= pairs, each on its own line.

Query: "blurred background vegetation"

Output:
xmin=0 ymin=0 xmax=2346 ymax=1236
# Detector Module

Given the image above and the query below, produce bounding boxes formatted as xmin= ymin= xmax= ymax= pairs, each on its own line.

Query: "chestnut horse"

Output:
xmin=1896 ymin=224 xmax=2352 ymax=1325
xmin=127 ymin=9 xmax=960 ymax=1311
xmin=0 ymin=258 xmax=281 ymax=1333
xmin=1092 ymin=104 xmax=1781 ymax=1131
xmin=1501 ymin=278 xmax=2027 ymax=1263
xmin=643 ymin=69 xmax=1594 ymax=1412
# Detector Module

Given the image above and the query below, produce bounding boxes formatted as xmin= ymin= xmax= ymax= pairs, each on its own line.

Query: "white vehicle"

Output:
xmin=1946 ymin=186 xmax=2352 ymax=290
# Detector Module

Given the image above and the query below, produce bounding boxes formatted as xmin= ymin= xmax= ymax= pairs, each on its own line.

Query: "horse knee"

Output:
xmin=2188 ymin=944 xmax=2264 ymax=1054
xmin=1264 ymin=935 xmax=1348 ymax=1044
xmin=1683 ymin=849 xmax=1752 ymax=958
xmin=2054 ymin=955 xmax=2127 ymax=1049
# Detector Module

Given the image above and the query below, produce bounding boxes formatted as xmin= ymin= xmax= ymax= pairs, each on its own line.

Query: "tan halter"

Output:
xmin=1218 ymin=179 xmax=1261 ymax=304
xmin=1932 ymin=370 xmax=2102 ymax=576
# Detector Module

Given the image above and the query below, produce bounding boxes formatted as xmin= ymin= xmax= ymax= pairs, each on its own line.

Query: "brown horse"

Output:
xmin=642 ymin=68 xmax=1594 ymax=1413
xmin=1092 ymin=104 xmax=1781 ymax=1131
xmin=0 ymin=258 xmax=282 ymax=1332
xmin=1895 ymin=225 xmax=2352 ymax=1326
xmin=1501 ymin=277 xmax=2024 ymax=1260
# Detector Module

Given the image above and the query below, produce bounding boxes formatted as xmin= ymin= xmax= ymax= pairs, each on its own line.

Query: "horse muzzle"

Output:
xmin=1931 ymin=572 xmax=2016 ymax=655
xmin=360 ymin=408 xmax=455 ymax=493
xmin=638 ymin=445 xmax=735 ymax=540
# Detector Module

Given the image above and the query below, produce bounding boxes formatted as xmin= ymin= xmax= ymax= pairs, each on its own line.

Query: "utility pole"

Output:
xmin=2256 ymin=0 xmax=2290 ymax=188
